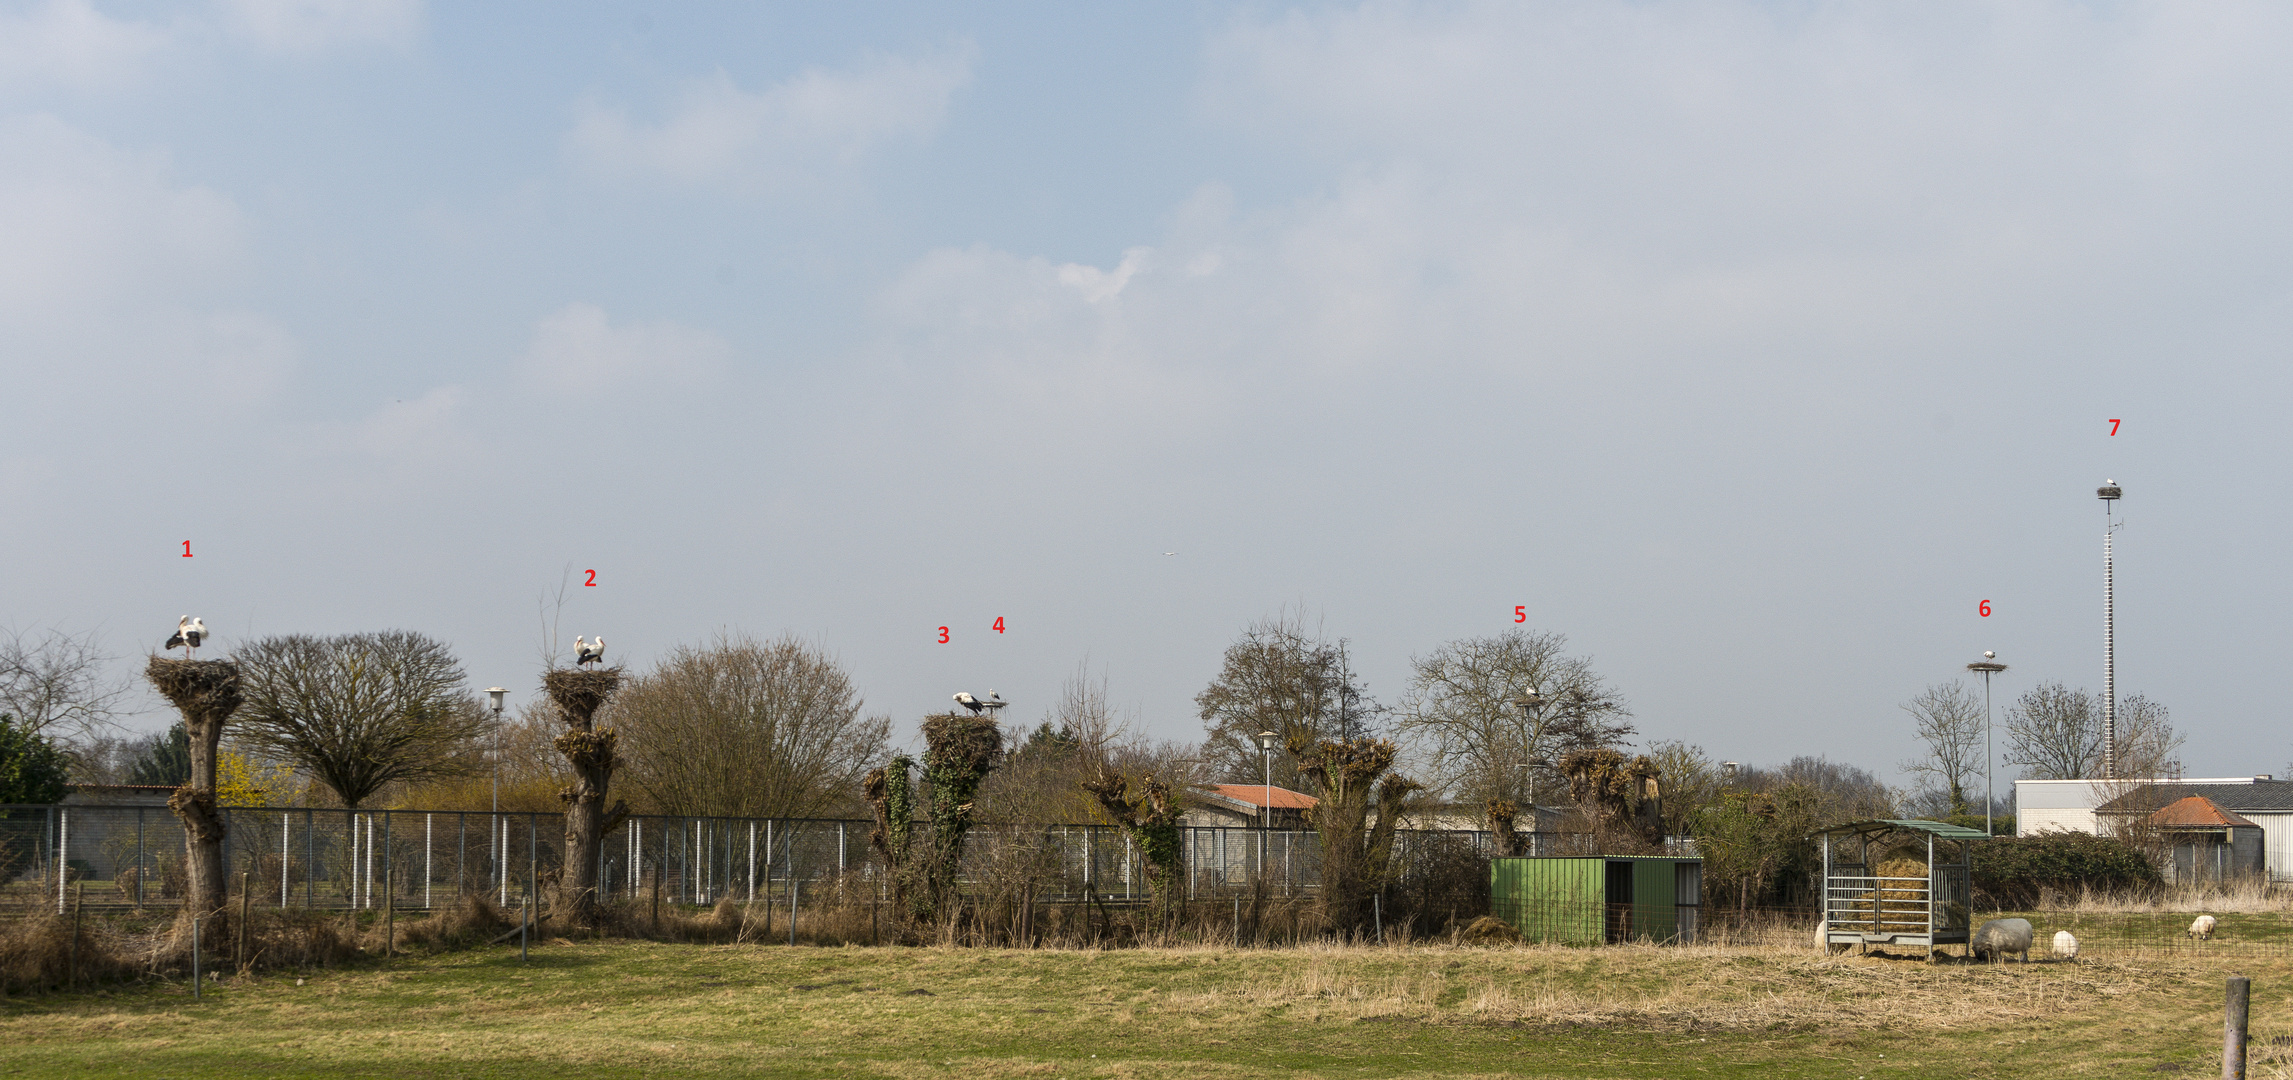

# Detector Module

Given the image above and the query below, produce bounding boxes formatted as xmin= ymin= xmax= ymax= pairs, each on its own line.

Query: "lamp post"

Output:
xmin=1255 ymin=731 xmax=1279 ymax=879
xmin=2098 ymin=480 xmax=2122 ymax=778
xmin=487 ymin=687 xmax=506 ymax=904
xmin=1510 ymin=692 xmax=1547 ymax=806
xmin=1966 ymin=654 xmax=2007 ymax=836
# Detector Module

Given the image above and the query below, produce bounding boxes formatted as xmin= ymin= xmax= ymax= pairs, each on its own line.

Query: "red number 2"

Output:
xmin=1979 ymin=600 xmax=1991 ymax=617
xmin=937 ymin=627 xmax=950 ymax=643
xmin=2108 ymin=418 xmax=2120 ymax=436
xmin=181 ymin=541 xmax=193 ymax=558
xmin=993 ymin=617 xmax=1005 ymax=634
xmin=584 ymin=569 xmax=597 ymax=587
xmin=1513 ymin=605 xmax=1526 ymax=624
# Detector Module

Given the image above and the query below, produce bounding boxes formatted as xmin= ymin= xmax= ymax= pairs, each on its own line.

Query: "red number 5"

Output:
xmin=937 ymin=627 xmax=949 ymax=643
xmin=1514 ymin=605 xmax=1526 ymax=623
xmin=1979 ymin=600 xmax=1991 ymax=617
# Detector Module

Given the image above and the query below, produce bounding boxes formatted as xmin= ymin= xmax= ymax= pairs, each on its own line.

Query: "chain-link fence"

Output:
xmin=4 ymin=803 xmax=1665 ymax=914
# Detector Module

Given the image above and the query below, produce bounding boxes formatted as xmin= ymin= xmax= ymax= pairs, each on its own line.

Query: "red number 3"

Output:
xmin=1979 ymin=600 xmax=1991 ymax=617
xmin=1513 ymin=606 xmax=1526 ymax=624
xmin=937 ymin=627 xmax=949 ymax=643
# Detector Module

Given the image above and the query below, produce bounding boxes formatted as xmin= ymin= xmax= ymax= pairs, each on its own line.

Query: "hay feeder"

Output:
xmin=1816 ymin=818 xmax=1987 ymax=958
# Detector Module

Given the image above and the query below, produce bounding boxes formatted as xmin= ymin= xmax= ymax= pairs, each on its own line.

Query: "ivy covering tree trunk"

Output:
xmin=545 ymin=667 xmax=625 ymax=925
xmin=1081 ymin=769 xmax=1184 ymax=920
xmin=144 ymin=658 xmax=242 ymax=944
xmin=918 ymin=712 xmax=1000 ymax=921
xmin=864 ymin=755 xmax=916 ymax=915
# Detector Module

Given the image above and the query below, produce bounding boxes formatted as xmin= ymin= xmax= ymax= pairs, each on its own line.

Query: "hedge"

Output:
xmin=1970 ymin=831 xmax=2163 ymax=907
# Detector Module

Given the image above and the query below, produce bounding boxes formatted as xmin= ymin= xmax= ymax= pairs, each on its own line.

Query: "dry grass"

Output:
xmin=2044 ymin=877 xmax=2292 ymax=914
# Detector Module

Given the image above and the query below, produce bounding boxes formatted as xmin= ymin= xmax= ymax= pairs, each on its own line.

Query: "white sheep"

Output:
xmin=1972 ymin=917 xmax=2033 ymax=963
xmin=1815 ymin=919 xmax=1828 ymax=951
xmin=2051 ymin=929 xmax=2079 ymax=961
xmin=2189 ymin=915 xmax=2217 ymax=941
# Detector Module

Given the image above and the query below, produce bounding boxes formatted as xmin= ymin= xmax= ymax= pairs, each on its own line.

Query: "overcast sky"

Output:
xmin=6 ymin=0 xmax=2291 ymax=789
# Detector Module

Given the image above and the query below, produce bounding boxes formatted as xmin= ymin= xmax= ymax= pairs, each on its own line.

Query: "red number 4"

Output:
xmin=1513 ymin=606 xmax=1526 ymax=624
xmin=993 ymin=617 xmax=1005 ymax=633
xmin=1979 ymin=600 xmax=1991 ymax=617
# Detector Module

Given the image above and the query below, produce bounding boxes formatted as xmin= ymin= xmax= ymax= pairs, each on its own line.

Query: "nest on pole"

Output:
xmin=542 ymin=666 xmax=623 ymax=729
xmin=143 ymin=657 xmax=243 ymax=726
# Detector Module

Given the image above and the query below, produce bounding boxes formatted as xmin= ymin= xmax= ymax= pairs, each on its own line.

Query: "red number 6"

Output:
xmin=1979 ymin=600 xmax=1991 ymax=617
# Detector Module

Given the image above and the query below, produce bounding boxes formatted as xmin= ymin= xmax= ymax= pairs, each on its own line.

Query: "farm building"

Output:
xmin=1489 ymin=855 xmax=1702 ymax=945
xmin=1182 ymin=784 xmax=1316 ymax=829
xmin=1817 ymin=819 xmax=1984 ymax=956
xmin=2143 ymin=796 xmax=2266 ymax=883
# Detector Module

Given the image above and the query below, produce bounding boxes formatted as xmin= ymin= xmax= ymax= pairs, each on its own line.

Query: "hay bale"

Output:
xmin=1460 ymin=915 xmax=1522 ymax=946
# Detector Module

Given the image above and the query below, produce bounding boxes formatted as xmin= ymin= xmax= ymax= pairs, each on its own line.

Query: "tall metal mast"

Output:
xmin=2098 ymin=480 xmax=2122 ymax=778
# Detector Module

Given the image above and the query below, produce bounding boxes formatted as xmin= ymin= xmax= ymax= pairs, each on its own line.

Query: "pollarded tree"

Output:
xmin=144 ymin=657 xmax=242 ymax=944
xmin=544 ymin=665 xmax=624 ymax=923
xmin=1293 ymin=732 xmax=1418 ymax=934
xmin=232 ymin=631 xmax=488 ymax=809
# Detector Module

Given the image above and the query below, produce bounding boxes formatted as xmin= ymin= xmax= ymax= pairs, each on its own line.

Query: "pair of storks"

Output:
xmin=952 ymin=690 xmax=1006 ymax=715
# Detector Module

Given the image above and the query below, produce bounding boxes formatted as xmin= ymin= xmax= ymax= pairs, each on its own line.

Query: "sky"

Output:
xmin=6 ymin=0 xmax=2292 ymax=791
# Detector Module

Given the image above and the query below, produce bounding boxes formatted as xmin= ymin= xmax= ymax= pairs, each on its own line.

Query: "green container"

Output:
xmin=1489 ymin=856 xmax=1702 ymax=945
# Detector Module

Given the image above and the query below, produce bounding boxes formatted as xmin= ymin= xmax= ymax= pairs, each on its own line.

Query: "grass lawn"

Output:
xmin=3 ymin=936 xmax=2286 ymax=1079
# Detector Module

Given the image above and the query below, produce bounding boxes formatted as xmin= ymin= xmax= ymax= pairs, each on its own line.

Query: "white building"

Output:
xmin=2015 ymin=777 xmax=2270 ymax=837
xmin=2016 ymin=775 xmax=2293 ymax=881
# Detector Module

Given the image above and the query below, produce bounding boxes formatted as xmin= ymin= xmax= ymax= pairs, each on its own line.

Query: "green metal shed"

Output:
xmin=1490 ymin=856 xmax=1703 ymax=945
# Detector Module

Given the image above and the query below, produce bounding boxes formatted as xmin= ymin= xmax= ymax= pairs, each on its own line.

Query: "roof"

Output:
xmin=1810 ymin=819 xmax=1992 ymax=841
xmin=2097 ymin=781 xmax=2293 ymax=814
xmin=1197 ymin=784 xmax=1317 ymax=810
xmin=2148 ymin=795 xmax=2259 ymax=829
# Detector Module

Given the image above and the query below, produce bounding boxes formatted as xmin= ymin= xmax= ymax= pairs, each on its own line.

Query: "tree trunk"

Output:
xmin=543 ymin=667 xmax=624 ymax=926
xmin=145 ymin=659 xmax=242 ymax=947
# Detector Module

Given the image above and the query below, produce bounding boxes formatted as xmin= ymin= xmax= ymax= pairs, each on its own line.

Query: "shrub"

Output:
xmin=1971 ymin=831 xmax=2161 ymax=907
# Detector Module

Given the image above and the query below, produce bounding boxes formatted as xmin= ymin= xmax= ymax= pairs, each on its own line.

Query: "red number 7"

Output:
xmin=2108 ymin=418 xmax=2120 ymax=436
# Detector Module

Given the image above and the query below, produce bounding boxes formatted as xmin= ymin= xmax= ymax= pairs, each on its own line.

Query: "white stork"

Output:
xmin=953 ymin=691 xmax=983 ymax=714
xmin=164 ymin=616 xmax=207 ymax=657
xmin=575 ymin=636 xmax=606 ymax=667
xmin=983 ymin=690 xmax=1007 ymax=714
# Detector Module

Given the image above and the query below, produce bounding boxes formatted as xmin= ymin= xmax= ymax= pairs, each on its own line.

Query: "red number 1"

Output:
xmin=993 ymin=617 xmax=1005 ymax=634
xmin=1513 ymin=605 xmax=1526 ymax=623
xmin=181 ymin=541 xmax=192 ymax=558
xmin=584 ymin=569 xmax=597 ymax=587
xmin=2108 ymin=418 xmax=2120 ymax=435
xmin=937 ymin=627 xmax=950 ymax=643
xmin=1979 ymin=600 xmax=1991 ymax=617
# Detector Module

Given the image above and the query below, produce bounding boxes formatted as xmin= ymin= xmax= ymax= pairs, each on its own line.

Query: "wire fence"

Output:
xmin=2 ymin=803 xmax=1678 ymax=915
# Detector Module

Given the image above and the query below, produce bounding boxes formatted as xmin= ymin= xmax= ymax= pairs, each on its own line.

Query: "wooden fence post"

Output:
xmin=2225 ymin=976 xmax=2251 ymax=1080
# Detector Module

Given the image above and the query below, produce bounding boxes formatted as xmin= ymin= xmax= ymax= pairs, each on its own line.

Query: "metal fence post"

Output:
xmin=191 ymin=916 xmax=201 ymax=999
xmin=425 ymin=813 xmax=433 ymax=909
xmin=135 ymin=808 xmax=146 ymax=907
xmin=527 ymin=813 xmax=537 ymax=917
xmin=57 ymin=807 xmax=67 ymax=914
xmin=281 ymin=812 xmax=290 ymax=907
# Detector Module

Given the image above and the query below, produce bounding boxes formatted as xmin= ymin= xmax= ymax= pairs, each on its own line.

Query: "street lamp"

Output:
xmin=1721 ymin=761 xmax=1740 ymax=785
xmin=1510 ymin=692 xmax=1547 ymax=805
xmin=1966 ymin=653 xmax=2007 ymax=836
xmin=487 ymin=687 xmax=507 ymax=905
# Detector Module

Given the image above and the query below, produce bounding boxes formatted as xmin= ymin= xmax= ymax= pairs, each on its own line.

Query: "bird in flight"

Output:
xmin=1162 ymin=551 xmax=1176 ymax=556
xmin=575 ymin=636 xmax=607 ymax=667
xmin=164 ymin=616 xmax=207 ymax=658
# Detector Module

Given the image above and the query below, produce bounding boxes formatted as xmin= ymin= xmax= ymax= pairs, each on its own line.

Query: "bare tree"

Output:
xmin=0 ymin=627 xmax=130 ymax=741
xmin=231 ymin=632 xmax=488 ymax=808
xmin=1393 ymin=630 xmax=1632 ymax=809
xmin=1196 ymin=611 xmax=1380 ymax=790
xmin=610 ymin=633 xmax=890 ymax=819
xmin=2003 ymin=683 xmax=2185 ymax=780
xmin=1900 ymin=682 xmax=1984 ymax=817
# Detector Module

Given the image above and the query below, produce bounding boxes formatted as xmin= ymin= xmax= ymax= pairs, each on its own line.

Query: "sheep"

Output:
xmin=2189 ymin=915 xmax=2217 ymax=941
xmin=1972 ymin=917 xmax=2034 ymax=963
xmin=1815 ymin=919 xmax=1828 ymax=951
xmin=2051 ymin=929 xmax=2079 ymax=961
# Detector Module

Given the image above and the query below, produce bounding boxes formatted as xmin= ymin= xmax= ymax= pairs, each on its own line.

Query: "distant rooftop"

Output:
xmin=2148 ymin=795 xmax=2260 ymax=829
xmin=1197 ymin=784 xmax=1317 ymax=810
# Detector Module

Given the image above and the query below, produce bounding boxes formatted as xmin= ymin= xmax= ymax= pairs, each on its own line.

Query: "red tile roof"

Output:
xmin=1201 ymin=784 xmax=1317 ymax=809
xmin=2149 ymin=795 xmax=2258 ymax=829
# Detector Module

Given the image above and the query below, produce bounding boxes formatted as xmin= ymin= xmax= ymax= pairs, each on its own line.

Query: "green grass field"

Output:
xmin=5 ymin=930 xmax=2289 ymax=1079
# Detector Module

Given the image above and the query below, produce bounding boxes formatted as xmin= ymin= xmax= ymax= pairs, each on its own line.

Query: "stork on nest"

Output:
xmin=164 ymin=616 xmax=208 ymax=658
xmin=574 ymin=636 xmax=606 ymax=667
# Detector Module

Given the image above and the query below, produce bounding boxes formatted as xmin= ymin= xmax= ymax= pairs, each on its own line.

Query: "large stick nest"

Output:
xmin=543 ymin=666 xmax=623 ymax=727
xmin=143 ymin=658 xmax=243 ymax=725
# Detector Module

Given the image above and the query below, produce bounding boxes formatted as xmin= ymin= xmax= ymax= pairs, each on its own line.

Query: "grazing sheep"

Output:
xmin=1815 ymin=919 xmax=1828 ymax=951
xmin=1972 ymin=917 xmax=2034 ymax=963
xmin=2189 ymin=915 xmax=2217 ymax=940
xmin=2052 ymin=930 xmax=2079 ymax=961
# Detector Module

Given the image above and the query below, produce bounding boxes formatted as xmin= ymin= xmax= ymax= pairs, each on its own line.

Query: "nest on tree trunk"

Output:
xmin=543 ymin=666 xmax=623 ymax=727
xmin=144 ymin=658 xmax=242 ymax=725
